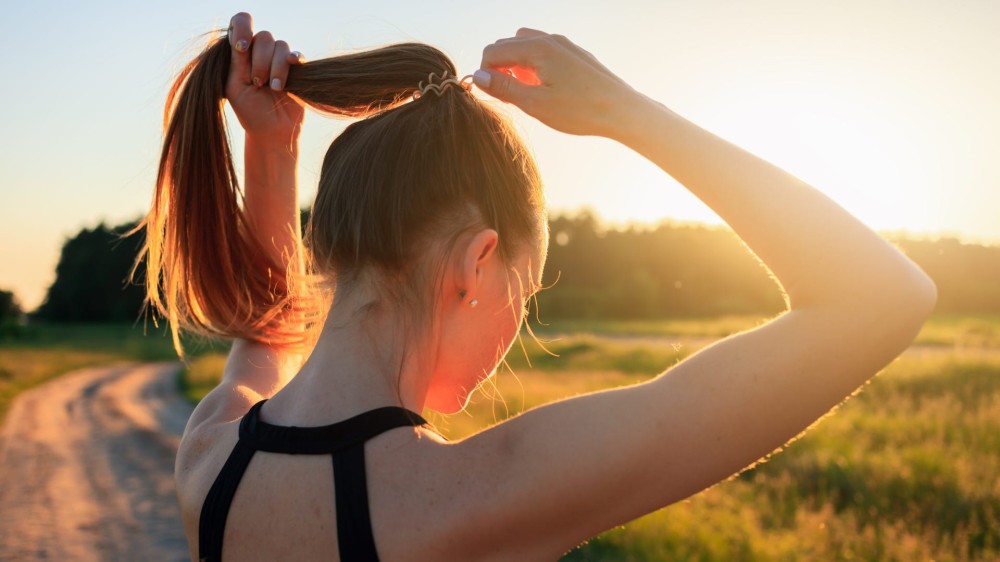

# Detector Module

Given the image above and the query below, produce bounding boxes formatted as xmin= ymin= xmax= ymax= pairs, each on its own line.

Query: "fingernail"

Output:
xmin=473 ymin=69 xmax=492 ymax=89
xmin=270 ymin=78 xmax=282 ymax=91
xmin=235 ymin=39 xmax=248 ymax=52
xmin=252 ymin=76 xmax=261 ymax=87
xmin=291 ymin=51 xmax=305 ymax=63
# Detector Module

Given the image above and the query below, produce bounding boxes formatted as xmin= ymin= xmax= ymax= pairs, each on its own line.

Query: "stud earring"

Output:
xmin=458 ymin=289 xmax=477 ymax=307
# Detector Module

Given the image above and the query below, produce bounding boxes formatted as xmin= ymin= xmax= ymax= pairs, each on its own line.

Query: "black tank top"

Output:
xmin=197 ymin=399 xmax=428 ymax=562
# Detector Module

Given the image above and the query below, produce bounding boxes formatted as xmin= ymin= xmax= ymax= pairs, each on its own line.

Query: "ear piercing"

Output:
xmin=458 ymin=290 xmax=478 ymax=308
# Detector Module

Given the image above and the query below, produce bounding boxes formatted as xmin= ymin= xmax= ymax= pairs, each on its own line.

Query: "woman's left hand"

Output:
xmin=226 ymin=12 xmax=306 ymax=143
xmin=474 ymin=28 xmax=641 ymax=139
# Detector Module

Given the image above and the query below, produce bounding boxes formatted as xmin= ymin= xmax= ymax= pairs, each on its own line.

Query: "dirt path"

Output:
xmin=0 ymin=362 xmax=193 ymax=562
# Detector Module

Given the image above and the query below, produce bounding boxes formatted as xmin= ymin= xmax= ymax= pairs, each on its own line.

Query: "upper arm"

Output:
xmin=434 ymin=294 xmax=935 ymax=560
xmin=182 ymin=338 xmax=303 ymax=436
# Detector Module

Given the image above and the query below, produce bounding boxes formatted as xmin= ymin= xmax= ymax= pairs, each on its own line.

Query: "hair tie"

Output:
xmin=413 ymin=70 xmax=474 ymax=100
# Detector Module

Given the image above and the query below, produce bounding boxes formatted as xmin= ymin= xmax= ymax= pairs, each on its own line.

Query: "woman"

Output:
xmin=149 ymin=12 xmax=937 ymax=561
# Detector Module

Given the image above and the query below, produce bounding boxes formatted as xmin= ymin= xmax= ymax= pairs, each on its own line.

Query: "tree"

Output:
xmin=34 ymin=222 xmax=147 ymax=322
xmin=0 ymin=289 xmax=22 ymax=322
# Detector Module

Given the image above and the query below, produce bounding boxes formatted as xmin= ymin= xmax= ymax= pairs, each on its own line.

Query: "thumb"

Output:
xmin=473 ymin=69 xmax=536 ymax=106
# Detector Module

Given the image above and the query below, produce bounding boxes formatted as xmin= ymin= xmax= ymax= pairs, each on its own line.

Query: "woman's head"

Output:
xmin=136 ymin=32 xmax=547 ymax=411
xmin=308 ymin=67 xmax=543 ymax=282
xmin=304 ymin=60 xmax=548 ymax=411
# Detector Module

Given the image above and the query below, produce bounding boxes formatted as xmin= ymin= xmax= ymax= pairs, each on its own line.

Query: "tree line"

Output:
xmin=13 ymin=211 xmax=1000 ymax=325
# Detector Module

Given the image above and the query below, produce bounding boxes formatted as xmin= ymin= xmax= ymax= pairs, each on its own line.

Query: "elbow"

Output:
xmin=918 ymin=273 xmax=938 ymax=314
xmin=876 ymin=269 xmax=938 ymax=337
xmin=850 ymin=271 xmax=937 ymax=359
xmin=901 ymin=269 xmax=938 ymax=321
xmin=869 ymin=255 xmax=939 ymax=318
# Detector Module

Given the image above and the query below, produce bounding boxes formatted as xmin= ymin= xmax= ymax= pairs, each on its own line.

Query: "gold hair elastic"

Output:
xmin=413 ymin=71 xmax=474 ymax=100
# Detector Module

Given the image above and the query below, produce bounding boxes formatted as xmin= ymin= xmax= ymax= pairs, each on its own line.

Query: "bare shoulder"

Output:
xmin=183 ymin=338 xmax=300 ymax=436
xmin=171 ymin=415 xmax=241 ymax=560
xmin=174 ymin=416 xmax=240 ymax=512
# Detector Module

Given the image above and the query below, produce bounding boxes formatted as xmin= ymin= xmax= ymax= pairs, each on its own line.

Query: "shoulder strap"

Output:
xmin=197 ymin=400 xmax=427 ymax=562
xmin=197 ymin=402 xmax=265 ymax=562
xmin=333 ymin=442 xmax=380 ymax=561
xmin=242 ymin=401 xmax=428 ymax=455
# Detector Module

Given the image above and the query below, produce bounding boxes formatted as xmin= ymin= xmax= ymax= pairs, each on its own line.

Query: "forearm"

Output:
xmin=612 ymin=94 xmax=935 ymax=311
xmin=243 ymin=135 xmax=303 ymax=278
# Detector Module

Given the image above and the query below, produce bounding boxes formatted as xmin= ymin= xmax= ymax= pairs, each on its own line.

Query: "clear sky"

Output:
xmin=2 ymin=0 xmax=998 ymax=310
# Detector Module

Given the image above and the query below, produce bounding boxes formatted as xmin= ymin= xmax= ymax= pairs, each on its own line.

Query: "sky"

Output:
xmin=1 ymin=0 xmax=999 ymax=310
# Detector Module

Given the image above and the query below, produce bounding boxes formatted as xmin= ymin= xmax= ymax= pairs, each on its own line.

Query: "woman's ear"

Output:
xmin=461 ymin=229 xmax=499 ymax=298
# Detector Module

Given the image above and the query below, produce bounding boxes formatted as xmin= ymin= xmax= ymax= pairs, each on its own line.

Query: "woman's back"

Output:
xmin=176 ymin=399 xmax=460 ymax=562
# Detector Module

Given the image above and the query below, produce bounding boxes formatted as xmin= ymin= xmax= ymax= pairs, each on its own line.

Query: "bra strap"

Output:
xmin=333 ymin=442 xmax=380 ymax=561
xmin=197 ymin=400 xmax=428 ymax=562
xmin=197 ymin=408 xmax=262 ymax=561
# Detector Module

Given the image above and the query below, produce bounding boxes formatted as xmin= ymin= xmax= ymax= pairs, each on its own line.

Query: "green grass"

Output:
xmin=0 ymin=321 xmax=223 ymax=425
xmin=553 ymin=351 xmax=1000 ymax=561
xmin=528 ymin=314 xmax=772 ymax=339
xmin=3 ymin=315 xmax=997 ymax=560
xmin=529 ymin=313 xmax=1000 ymax=348
xmin=180 ymin=353 xmax=229 ymax=403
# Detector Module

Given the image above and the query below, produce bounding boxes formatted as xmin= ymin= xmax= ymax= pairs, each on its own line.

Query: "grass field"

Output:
xmin=2 ymin=314 xmax=998 ymax=560
xmin=0 ymin=321 xmax=217 ymax=424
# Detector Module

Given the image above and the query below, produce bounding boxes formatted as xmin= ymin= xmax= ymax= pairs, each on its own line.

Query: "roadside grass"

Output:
xmin=0 ymin=347 xmax=125 ymax=425
xmin=0 ymin=321 xmax=219 ymax=426
xmin=180 ymin=354 xmax=229 ymax=403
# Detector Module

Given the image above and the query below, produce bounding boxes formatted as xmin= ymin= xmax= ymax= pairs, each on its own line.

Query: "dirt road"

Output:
xmin=0 ymin=362 xmax=193 ymax=561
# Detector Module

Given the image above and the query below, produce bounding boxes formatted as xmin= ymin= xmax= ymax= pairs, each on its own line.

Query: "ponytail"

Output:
xmin=133 ymin=30 xmax=541 ymax=359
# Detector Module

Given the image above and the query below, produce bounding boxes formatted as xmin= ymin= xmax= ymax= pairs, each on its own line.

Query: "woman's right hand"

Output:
xmin=226 ymin=12 xmax=306 ymax=143
xmin=474 ymin=29 xmax=645 ymax=139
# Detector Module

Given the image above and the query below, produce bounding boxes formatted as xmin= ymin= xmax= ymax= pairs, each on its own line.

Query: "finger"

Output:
xmin=480 ymin=37 xmax=547 ymax=73
xmin=493 ymin=28 xmax=546 ymax=46
xmin=269 ymin=40 xmax=292 ymax=91
xmin=250 ymin=31 xmax=275 ymax=88
xmin=288 ymin=51 xmax=306 ymax=65
xmin=515 ymin=27 xmax=548 ymax=38
xmin=472 ymin=68 xmax=539 ymax=108
xmin=228 ymin=12 xmax=254 ymax=84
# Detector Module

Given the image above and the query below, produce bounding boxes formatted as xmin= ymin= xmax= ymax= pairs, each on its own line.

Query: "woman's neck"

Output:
xmin=262 ymin=290 xmax=435 ymax=426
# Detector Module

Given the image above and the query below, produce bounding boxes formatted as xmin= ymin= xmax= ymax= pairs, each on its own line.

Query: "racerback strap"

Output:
xmin=197 ymin=399 xmax=427 ymax=562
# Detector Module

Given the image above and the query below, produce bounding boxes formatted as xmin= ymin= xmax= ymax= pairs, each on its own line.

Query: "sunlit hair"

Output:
xmin=131 ymin=31 xmax=544 ymax=358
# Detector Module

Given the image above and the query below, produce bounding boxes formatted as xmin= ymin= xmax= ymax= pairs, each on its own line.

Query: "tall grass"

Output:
xmin=3 ymin=315 xmax=994 ymax=560
xmin=431 ymin=322 xmax=1000 ymax=560
xmin=533 ymin=313 xmax=1000 ymax=349
xmin=550 ymin=351 xmax=1000 ymax=561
